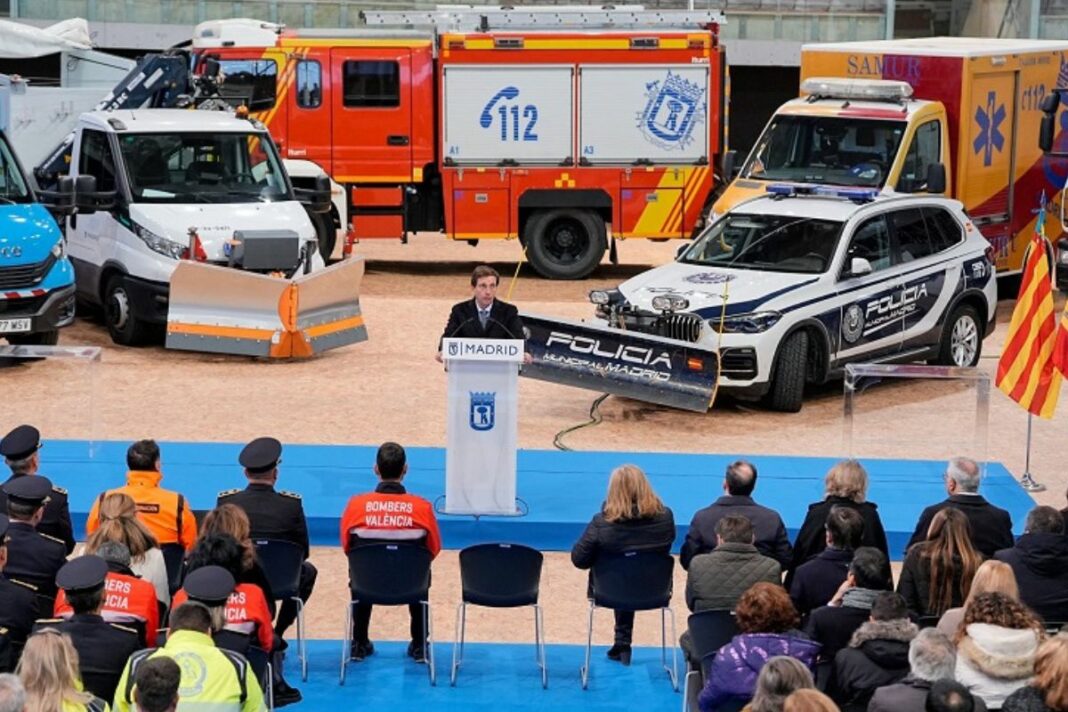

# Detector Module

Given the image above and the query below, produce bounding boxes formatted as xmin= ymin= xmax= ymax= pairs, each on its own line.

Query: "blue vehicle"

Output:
xmin=0 ymin=130 xmax=77 ymax=345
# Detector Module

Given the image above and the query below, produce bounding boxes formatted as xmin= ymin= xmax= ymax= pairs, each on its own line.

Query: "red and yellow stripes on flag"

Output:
xmin=1054 ymin=300 xmax=1068 ymax=377
xmin=995 ymin=235 xmax=1062 ymax=418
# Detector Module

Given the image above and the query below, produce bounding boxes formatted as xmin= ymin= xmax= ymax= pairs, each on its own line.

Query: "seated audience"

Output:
xmin=831 ymin=592 xmax=917 ymax=711
xmin=681 ymin=460 xmax=792 ymax=569
xmin=17 ymin=630 xmax=108 ymax=711
xmin=572 ymin=464 xmax=675 ymax=666
xmin=786 ymin=460 xmax=889 ymax=589
xmin=869 ymin=628 xmax=987 ymax=712
xmin=994 ymin=506 xmax=1068 ymax=625
xmin=929 ymin=679 xmax=984 ymax=712
xmin=132 ymin=656 xmax=181 ymax=712
xmin=85 ymin=492 xmax=170 ymax=607
xmin=906 ymin=457 xmax=1013 ymax=558
xmin=1001 ymin=634 xmax=1068 ymax=712
xmin=955 ymin=592 xmax=1045 ymax=709
xmin=804 ymin=547 xmax=890 ymax=662
xmin=0 ymin=424 xmax=75 ymax=553
xmin=790 ymin=507 xmax=864 ymax=618
xmin=3 ymin=476 xmax=67 ymax=600
xmin=784 ymin=688 xmax=840 ymax=712
xmin=938 ymin=561 xmax=1019 ymax=640
xmin=898 ymin=507 xmax=984 ymax=618
xmin=699 ymin=583 xmax=821 ymax=712
xmin=197 ymin=504 xmax=275 ymax=619
xmin=0 ymin=514 xmax=39 ymax=655
xmin=745 ymin=656 xmax=816 ymax=712
xmin=0 ymin=673 xmax=24 ymax=712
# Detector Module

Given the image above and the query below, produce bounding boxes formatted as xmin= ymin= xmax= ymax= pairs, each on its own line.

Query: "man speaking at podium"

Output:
xmin=436 ymin=265 xmax=530 ymax=363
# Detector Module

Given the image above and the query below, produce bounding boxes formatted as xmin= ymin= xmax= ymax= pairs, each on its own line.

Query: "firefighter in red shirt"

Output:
xmin=339 ymin=441 xmax=441 ymax=662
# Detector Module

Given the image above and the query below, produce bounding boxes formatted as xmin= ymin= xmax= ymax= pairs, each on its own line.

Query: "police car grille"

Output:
xmin=656 ymin=313 xmax=703 ymax=343
xmin=0 ymin=254 xmax=56 ymax=290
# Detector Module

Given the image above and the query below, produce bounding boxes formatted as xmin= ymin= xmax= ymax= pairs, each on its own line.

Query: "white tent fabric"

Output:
xmin=0 ymin=18 xmax=92 ymax=58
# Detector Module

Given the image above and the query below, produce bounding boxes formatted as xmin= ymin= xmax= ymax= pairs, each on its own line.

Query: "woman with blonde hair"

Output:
xmin=17 ymin=630 xmax=107 ymax=711
xmin=783 ymin=689 xmax=840 ymax=712
xmin=898 ymin=507 xmax=984 ymax=617
xmin=786 ymin=460 xmax=889 ymax=587
xmin=937 ymin=559 xmax=1019 ymax=638
xmin=571 ymin=464 xmax=675 ymax=665
xmin=1002 ymin=634 xmax=1068 ymax=711
xmin=84 ymin=492 xmax=168 ymax=605
xmin=742 ymin=656 xmax=816 ymax=712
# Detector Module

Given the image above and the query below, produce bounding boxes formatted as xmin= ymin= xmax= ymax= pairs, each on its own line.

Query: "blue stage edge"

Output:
xmin=43 ymin=440 xmax=1035 ymax=557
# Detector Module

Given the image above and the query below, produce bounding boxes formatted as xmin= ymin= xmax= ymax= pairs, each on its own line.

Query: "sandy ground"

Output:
xmin=5 ymin=232 xmax=1068 ymax=645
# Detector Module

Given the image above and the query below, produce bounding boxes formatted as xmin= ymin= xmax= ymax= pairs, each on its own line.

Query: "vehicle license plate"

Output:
xmin=0 ymin=318 xmax=31 ymax=334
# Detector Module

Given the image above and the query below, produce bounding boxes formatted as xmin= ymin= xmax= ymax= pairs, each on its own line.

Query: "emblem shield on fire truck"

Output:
xmin=638 ymin=71 xmax=706 ymax=151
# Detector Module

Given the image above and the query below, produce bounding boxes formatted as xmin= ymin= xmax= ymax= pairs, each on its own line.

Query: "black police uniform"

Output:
xmin=0 ymin=426 xmax=74 ymax=554
xmin=0 ymin=513 xmax=39 ymax=668
xmin=218 ymin=437 xmax=317 ymax=635
xmin=3 ymin=477 xmax=67 ymax=600
xmin=35 ymin=556 xmax=143 ymax=703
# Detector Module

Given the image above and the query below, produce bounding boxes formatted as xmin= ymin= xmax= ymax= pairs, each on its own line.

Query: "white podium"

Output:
xmin=442 ymin=338 xmax=523 ymax=515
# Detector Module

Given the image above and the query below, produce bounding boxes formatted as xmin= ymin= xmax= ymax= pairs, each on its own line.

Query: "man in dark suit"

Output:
xmin=0 ymin=425 xmax=74 ymax=554
xmin=436 ymin=265 xmax=528 ymax=362
xmin=905 ymin=456 xmax=1013 ymax=558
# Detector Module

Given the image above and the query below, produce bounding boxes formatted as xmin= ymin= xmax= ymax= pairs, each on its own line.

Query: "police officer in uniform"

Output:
xmin=0 ymin=425 xmax=74 ymax=553
xmin=33 ymin=555 xmax=142 ymax=702
xmin=3 ymin=476 xmax=67 ymax=601
xmin=217 ymin=437 xmax=316 ymax=637
xmin=0 ymin=513 xmax=39 ymax=663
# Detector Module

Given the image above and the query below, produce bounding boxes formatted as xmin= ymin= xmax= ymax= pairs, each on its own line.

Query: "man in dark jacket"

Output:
xmin=436 ymin=265 xmax=527 ymax=361
xmin=680 ymin=460 xmax=792 ymax=569
xmin=832 ymin=592 xmax=917 ymax=711
xmin=905 ymin=456 xmax=1013 ymax=557
xmin=804 ymin=547 xmax=890 ymax=663
xmin=994 ymin=505 xmax=1068 ymax=624
xmin=869 ymin=628 xmax=987 ymax=712
xmin=789 ymin=506 xmax=863 ymax=618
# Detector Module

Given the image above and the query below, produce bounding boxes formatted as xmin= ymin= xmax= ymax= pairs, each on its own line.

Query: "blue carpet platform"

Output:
xmin=45 ymin=440 xmax=1035 ymax=557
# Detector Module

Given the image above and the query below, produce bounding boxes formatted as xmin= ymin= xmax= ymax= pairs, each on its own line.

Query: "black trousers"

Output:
xmin=351 ymin=600 xmax=426 ymax=645
xmin=275 ymin=561 xmax=317 ymax=636
xmin=614 ymin=610 xmax=634 ymax=646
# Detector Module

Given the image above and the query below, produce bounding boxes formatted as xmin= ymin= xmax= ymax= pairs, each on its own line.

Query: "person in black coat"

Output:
xmin=905 ymin=457 xmax=1013 ymax=558
xmin=572 ymin=464 xmax=675 ymax=665
xmin=790 ymin=506 xmax=863 ymax=618
xmin=786 ymin=460 xmax=889 ymax=589
xmin=0 ymin=424 xmax=75 ymax=554
xmin=831 ymin=592 xmax=918 ymax=712
xmin=680 ymin=460 xmax=791 ymax=569
xmin=804 ymin=547 xmax=891 ymax=663
xmin=437 ymin=265 xmax=527 ymax=361
xmin=0 ymin=513 xmax=39 ymax=657
xmin=2 ymin=476 xmax=66 ymax=601
xmin=994 ymin=506 xmax=1068 ymax=624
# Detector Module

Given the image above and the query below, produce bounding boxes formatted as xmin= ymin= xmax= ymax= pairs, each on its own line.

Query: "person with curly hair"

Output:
xmin=937 ymin=560 xmax=1019 ymax=639
xmin=898 ymin=507 xmax=984 ymax=617
xmin=196 ymin=504 xmax=275 ymax=618
xmin=698 ymin=583 xmax=821 ymax=712
xmin=1001 ymin=634 xmax=1068 ymax=712
xmin=955 ymin=592 xmax=1045 ymax=709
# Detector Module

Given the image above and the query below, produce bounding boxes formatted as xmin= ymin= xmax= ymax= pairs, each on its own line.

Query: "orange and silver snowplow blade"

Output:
xmin=165 ymin=257 xmax=367 ymax=358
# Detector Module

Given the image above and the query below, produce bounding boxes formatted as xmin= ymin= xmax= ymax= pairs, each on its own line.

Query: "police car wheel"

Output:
xmin=937 ymin=304 xmax=981 ymax=368
xmin=525 ymin=209 xmax=607 ymax=280
xmin=766 ymin=330 xmax=808 ymax=413
xmin=104 ymin=275 xmax=148 ymax=347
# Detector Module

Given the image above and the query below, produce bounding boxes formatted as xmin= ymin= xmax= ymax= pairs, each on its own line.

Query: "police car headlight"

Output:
xmin=50 ymin=240 xmax=66 ymax=259
xmin=652 ymin=294 xmax=690 ymax=312
xmin=133 ymin=222 xmax=185 ymax=261
xmin=589 ymin=288 xmax=623 ymax=306
xmin=709 ymin=311 xmax=782 ymax=333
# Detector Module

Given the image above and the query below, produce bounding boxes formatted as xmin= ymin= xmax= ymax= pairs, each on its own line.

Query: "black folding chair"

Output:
xmin=244 ymin=645 xmax=274 ymax=712
xmin=255 ymin=539 xmax=308 ymax=681
xmin=340 ymin=543 xmax=435 ymax=686
xmin=581 ymin=550 xmax=677 ymax=691
xmin=160 ymin=544 xmax=185 ymax=596
xmin=452 ymin=543 xmax=546 ymax=688
xmin=682 ymin=610 xmax=738 ymax=712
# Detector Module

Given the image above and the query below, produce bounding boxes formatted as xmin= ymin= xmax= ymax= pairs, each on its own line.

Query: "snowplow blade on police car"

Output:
xmin=165 ymin=256 xmax=367 ymax=358
xmin=519 ymin=313 xmax=719 ymax=412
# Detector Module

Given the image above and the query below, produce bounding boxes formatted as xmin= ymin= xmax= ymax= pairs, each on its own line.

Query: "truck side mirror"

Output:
xmin=721 ymin=150 xmax=738 ymax=180
xmin=297 ymin=174 xmax=332 ymax=214
xmin=847 ymin=257 xmax=873 ymax=278
xmin=1040 ymin=91 xmax=1061 ymax=114
xmin=1040 ymin=114 xmax=1055 ymax=153
xmin=74 ymin=174 xmax=116 ymax=213
xmin=926 ymin=163 xmax=947 ymax=194
xmin=202 ymin=57 xmax=220 ymax=80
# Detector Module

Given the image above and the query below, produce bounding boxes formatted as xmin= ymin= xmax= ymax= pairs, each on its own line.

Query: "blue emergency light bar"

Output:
xmin=765 ymin=183 xmax=879 ymax=203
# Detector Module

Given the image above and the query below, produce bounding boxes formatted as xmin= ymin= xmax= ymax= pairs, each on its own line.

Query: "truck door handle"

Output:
xmin=387 ymin=135 xmax=410 ymax=146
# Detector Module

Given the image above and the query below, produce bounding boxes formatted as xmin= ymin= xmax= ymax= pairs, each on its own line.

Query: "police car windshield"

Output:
xmin=0 ymin=136 xmax=33 ymax=204
xmin=118 ymin=132 xmax=291 ymax=204
xmin=743 ymin=115 xmax=906 ymax=188
xmin=681 ymin=213 xmax=843 ymax=274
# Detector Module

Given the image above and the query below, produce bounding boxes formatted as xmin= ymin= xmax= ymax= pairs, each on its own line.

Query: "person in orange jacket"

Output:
xmin=339 ymin=441 xmax=441 ymax=662
xmin=86 ymin=440 xmax=197 ymax=551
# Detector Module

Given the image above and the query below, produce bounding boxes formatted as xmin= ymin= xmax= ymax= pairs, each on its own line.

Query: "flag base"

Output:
xmin=1019 ymin=472 xmax=1047 ymax=492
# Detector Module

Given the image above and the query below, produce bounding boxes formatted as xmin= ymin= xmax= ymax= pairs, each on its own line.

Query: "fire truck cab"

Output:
xmin=192 ymin=8 xmax=727 ymax=279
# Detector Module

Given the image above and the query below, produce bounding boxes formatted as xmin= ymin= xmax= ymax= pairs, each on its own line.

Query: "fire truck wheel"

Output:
xmin=766 ymin=329 xmax=808 ymax=413
xmin=104 ymin=275 xmax=149 ymax=347
xmin=311 ymin=211 xmax=336 ymax=262
xmin=525 ymin=209 xmax=606 ymax=280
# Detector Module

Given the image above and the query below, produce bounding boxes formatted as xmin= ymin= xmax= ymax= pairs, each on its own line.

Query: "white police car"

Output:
xmin=589 ymin=185 xmax=997 ymax=412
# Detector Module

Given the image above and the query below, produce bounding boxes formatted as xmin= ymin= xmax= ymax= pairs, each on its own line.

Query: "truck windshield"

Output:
xmin=117 ymin=132 xmax=290 ymax=204
xmin=743 ymin=115 xmax=906 ymax=188
xmin=681 ymin=213 xmax=843 ymax=274
xmin=0 ymin=136 xmax=33 ymax=204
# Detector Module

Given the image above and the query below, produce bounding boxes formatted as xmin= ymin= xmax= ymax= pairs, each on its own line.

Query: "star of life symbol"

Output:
xmin=469 ymin=391 xmax=495 ymax=431
xmin=637 ymin=71 xmax=705 ymax=151
xmin=973 ymin=90 xmax=1006 ymax=168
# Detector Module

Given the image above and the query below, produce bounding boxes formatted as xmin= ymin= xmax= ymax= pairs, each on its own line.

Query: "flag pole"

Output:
xmin=1019 ymin=412 xmax=1046 ymax=492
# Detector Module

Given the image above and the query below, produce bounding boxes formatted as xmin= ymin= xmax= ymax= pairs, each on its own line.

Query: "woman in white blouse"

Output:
xmin=84 ymin=492 xmax=170 ymax=606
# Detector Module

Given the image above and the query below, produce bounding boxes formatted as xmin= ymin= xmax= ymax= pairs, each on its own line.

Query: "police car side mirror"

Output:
xmin=848 ymin=257 xmax=873 ymax=277
xmin=676 ymin=243 xmax=689 ymax=259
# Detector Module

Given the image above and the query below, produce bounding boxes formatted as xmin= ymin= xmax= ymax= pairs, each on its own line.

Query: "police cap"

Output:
xmin=3 ymin=475 xmax=51 ymax=507
xmin=0 ymin=425 xmax=41 ymax=461
xmin=182 ymin=566 xmax=235 ymax=607
xmin=56 ymin=555 xmax=108 ymax=593
xmin=239 ymin=437 xmax=282 ymax=475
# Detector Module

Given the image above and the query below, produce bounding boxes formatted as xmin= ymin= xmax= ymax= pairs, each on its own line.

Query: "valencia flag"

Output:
xmin=1054 ymin=300 xmax=1068 ymax=378
xmin=996 ymin=233 xmax=1062 ymax=418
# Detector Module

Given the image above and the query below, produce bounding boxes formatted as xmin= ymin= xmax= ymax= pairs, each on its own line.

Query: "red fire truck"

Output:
xmin=191 ymin=8 xmax=728 ymax=279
